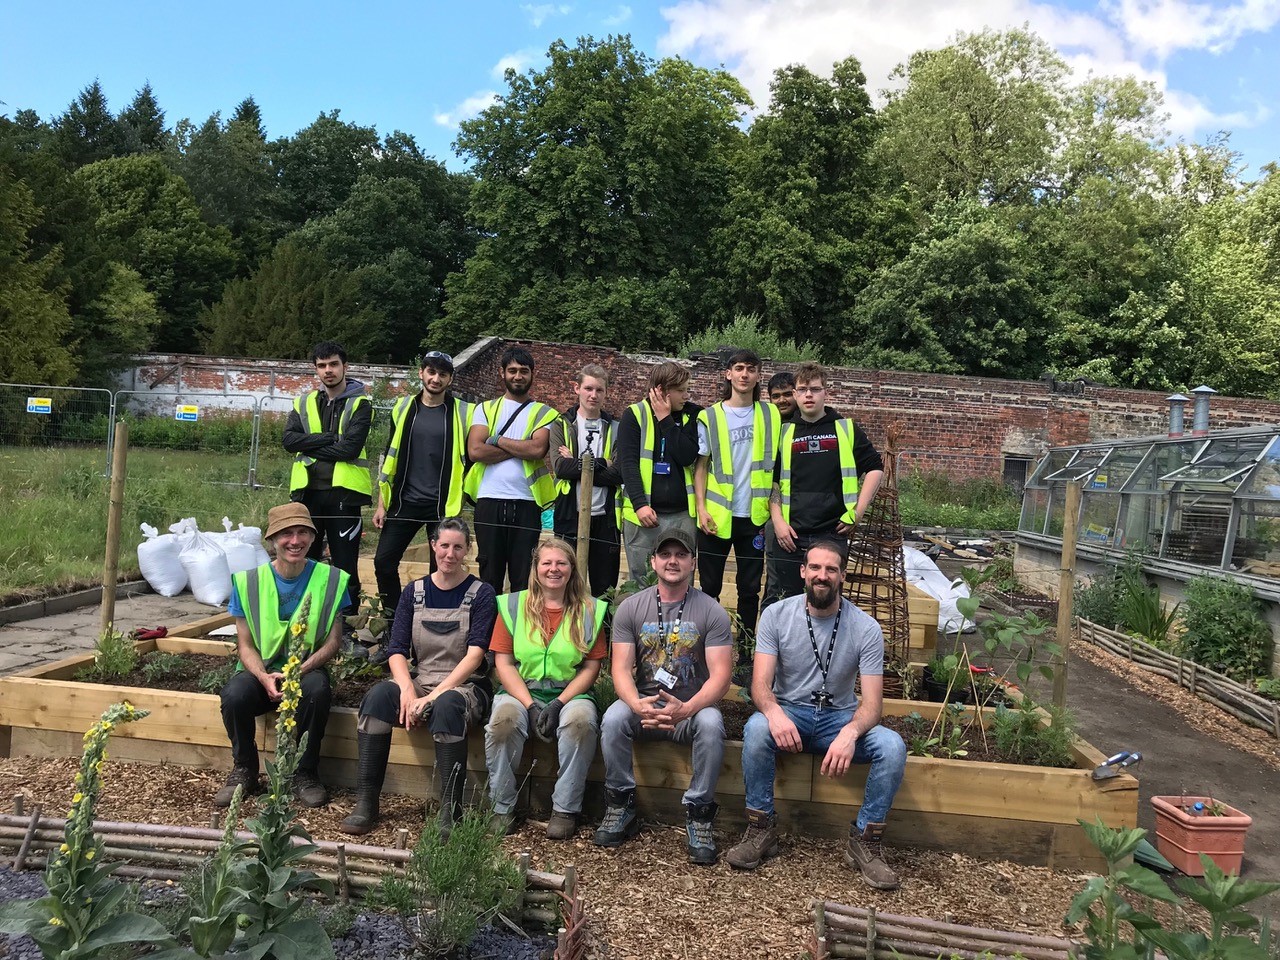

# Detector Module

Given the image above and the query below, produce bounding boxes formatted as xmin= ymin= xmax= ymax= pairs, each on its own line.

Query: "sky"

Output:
xmin=4 ymin=0 xmax=1280 ymax=176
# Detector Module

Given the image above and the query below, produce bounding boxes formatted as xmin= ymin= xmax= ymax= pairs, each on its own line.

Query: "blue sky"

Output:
xmin=4 ymin=0 xmax=1280 ymax=175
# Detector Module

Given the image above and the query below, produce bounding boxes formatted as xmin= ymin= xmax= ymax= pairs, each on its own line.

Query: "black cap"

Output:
xmin=652 ymin=527 xmax=696 ymax=556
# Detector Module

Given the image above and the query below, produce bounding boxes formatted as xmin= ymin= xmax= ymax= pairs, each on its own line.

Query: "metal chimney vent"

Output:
xmin=1191 ymin=385 xmax=1216 ymax=437
xmin=1166 ymin=393 xmax=1189 ymax=438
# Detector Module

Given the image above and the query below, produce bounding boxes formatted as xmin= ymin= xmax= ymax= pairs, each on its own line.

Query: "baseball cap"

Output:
xmin=419 ymin=350 xmax=454 ymax=373
xmin=264 ymin=503 xmax=317 ymax=540
xmin=651 ymin=527 xmax=696 ymax=556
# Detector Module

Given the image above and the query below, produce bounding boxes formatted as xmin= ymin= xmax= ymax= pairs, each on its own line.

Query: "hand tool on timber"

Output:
xmin=1092 ymin=750 xmax=1142 ymax=781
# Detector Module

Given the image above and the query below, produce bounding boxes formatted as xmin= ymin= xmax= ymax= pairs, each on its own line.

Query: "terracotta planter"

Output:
xmin=1151 ymin=795 xmax=1252 ymax=876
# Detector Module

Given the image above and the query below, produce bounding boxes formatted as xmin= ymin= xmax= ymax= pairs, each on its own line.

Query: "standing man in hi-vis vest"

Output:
xmin=764 ymin=362 xmax=884 ymax=608
xmin=372 ymin=350 xmax=471 ymax=652
xmin=464 ymin=345 xmax=559 ymax=593
xmin=616 ymin=361 xmax=702 ymax=582
xmin=694 ymin=349 xmax=780 ymax=644
xmin=550 ymin=363 xmax=622 ymax=597
xmin=216 ymin=503 xmax=350 ymax=809
xmin=283 ymin=341 xmax=372 ymax=636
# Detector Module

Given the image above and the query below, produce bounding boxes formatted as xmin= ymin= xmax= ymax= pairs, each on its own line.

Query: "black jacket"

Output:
xmin=549 ymin=406 xmax=622 ymax=534
xmin=617 ymin=400 xmax=702 ymax=514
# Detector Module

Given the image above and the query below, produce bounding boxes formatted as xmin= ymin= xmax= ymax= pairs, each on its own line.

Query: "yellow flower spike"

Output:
xmin=72 ymin=792 xmax=83 ymax=803
xmin=60 ymin=843 xmax=69 ymax=853
xmin=84 ymin=850 xmax=95 ymax=860
xmin=48 ymin=917 xmax=63 ymax=926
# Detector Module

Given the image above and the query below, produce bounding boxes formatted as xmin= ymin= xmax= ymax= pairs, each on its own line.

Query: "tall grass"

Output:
xmin=898 ymin=468 xmax=1021 ymax=531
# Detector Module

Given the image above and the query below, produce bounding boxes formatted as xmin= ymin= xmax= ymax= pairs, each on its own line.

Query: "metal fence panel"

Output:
xmin=0 ymin=382 xmax=115 ymax=473
xmin=112 ymin=390 xmax=262 ymax=485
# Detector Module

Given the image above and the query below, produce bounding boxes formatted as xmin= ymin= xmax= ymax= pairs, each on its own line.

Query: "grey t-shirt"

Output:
xmin=402 ymin=402 xmax=447 ymax=504
xmin=755 ymin=594 xmax=884 ymax=711
xmin=697 ymin=404 xmax=755 ymax=517
xmin=611 ymin=585 xmax=733 ymax=703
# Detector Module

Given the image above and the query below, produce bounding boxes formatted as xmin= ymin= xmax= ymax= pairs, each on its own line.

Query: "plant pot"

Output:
xmin=921 ymin=666 xmax=972 ymax=704
xmin=1150 ymin=795 xmax=1252 ymax=876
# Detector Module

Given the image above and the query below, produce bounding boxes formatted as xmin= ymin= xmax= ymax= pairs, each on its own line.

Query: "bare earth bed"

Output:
xmin=0 ymin=754 xmax=1102 ymax=958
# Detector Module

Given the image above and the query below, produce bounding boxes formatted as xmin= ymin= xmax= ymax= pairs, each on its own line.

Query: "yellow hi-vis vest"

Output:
xmin=462 ymin=399 xmax=559 ymax=508
xmin=378 ymin=394 xmax=472 ymax=516
xmin=777 ymin=418 xmax=860 ymax=528
xmin=554 ymin=414 xmax=621 ymax=525
xmin=619 ymin=401 xmax=695 ymax=525
xmin=232 ymin=561 xmax=349 ymax=669
xmin=289 ymin=391 xmax=373 ymax=496
xmin=697 ymin=401 xmax=781 ymax=535
xmin=497 ymin=592 xmax=607 ymax=702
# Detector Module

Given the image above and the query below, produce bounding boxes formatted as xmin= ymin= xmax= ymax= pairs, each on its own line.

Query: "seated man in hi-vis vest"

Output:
xmin=215 ymin=503 xmax=350 ymax=809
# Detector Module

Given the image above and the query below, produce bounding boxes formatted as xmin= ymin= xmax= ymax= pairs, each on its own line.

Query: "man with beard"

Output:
xmin=370 ymin=351 xmax=472 ymax=657
xmin=464 ymin=346 xmax=559 ymax=593
xmin=726 ymin=540 xmax=906 ymax=890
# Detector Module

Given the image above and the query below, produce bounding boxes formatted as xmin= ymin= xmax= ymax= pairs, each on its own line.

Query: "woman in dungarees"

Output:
xmin=339 ymin=518 xmax=497 ymax=837
xmin=485 ymin=538 xmax=608 ymax=839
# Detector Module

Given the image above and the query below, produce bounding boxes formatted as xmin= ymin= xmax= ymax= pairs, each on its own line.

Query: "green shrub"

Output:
xmin=140 ymin=651 xmax=187 ymax=684
xmin=197 ymin=660 xmax=238 ymax=694
xmin=679 ymin=313 xmax=822 ymax=363
xmin=1114 ymin=554 xmax=1180 ymax=648
xmin=75 ymin=626 xmax=139 ymax=680
xmin=990 ymin=699 xmax=1076 ymax=768
xmin=899 ymin=469 xmax=1021 ymax=531
xmin=1075 ymin=569 xmax=1120 ymax=628
xmin=1179 ymin=575 xmax=1273 ymax=682
xmin=1257 ymin=676 xmax=1280 ymax=700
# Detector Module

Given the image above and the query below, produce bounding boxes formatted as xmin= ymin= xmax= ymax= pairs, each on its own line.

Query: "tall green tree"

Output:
xmin=439 ymin=36 xmax=749 ymax=352
xmin=231 ymin=96 xmax=266 ymax=140
xmin=52 ymin=80 xmax=125 ymax=168
xmin=74 ymin=154 xmax=238 ymax=351
xmin=0 ymin=171 xmax=76 ymax=384
xmin=271 ymin=111 xmax=380 ymax=227
xmin=119 ymin=82 xmax=167 ymax=154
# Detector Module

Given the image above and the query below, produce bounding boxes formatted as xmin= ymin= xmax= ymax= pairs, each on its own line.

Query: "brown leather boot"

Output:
xmin=725 ymin=809 xmax=779 ymax=870
xmin=844 ymin=822 xmax=900 ymax=890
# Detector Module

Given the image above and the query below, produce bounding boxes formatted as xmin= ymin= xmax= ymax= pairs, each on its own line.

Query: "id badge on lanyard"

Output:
xmin=653 ymin=436 xmax=672 ymax=475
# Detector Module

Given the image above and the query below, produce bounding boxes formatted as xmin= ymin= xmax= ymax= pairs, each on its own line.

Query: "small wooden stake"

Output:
xmin=865 ymin=905 xmax=877 ymax=956
xmin=395 ymin=827 xmax=409 ymax=850
xmin=13 ymin=795 xmax=23 ymax=818
xmin=1052 ymin=481 xmax=1081 ymax=714
xmin=100 ymin=420 xmax=130 ymax=636
xmin=576 ymin=446 xmax=595 ymax=574
xmin=336 ymin=843 xmax=349 ymax=901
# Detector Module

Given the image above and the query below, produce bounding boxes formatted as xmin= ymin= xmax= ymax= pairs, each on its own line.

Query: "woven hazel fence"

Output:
xmin=811 ymin=901 xmax=1077 ymax=960
xmin=1077 ymin=619 xmax=1280 ymax=739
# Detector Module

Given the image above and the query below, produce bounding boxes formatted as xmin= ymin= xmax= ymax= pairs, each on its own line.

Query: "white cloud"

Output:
xmin=492 ymin=49 xmax=541 ymax=79
xmin=522 ymin=3 xmax=572 ymax=27
xmin=657 ymin=0 xmax=1279 ymax=138
xmin=433 ymin=91 xmax=500 ymax=128
xmin=604 ymin=4 xmax=633 ymax=26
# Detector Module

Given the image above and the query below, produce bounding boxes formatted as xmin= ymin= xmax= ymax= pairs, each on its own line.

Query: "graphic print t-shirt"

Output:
xmin=610 ymin=587 xmax=732 ymax=702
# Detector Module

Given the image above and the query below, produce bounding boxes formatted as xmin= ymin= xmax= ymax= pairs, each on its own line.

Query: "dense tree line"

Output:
xmin=2 ymin=29 xmax=1278 ymax=396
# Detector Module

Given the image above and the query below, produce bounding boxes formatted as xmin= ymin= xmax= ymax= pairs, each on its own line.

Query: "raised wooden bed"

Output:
xmin=1 ymin=622 xmax=1132 ymax=871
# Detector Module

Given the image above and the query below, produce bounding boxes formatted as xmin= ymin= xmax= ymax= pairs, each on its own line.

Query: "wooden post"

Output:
xmin=100 ymin=420 xmax=129 ymax=636
xmin=576 ymin=446 xmax=594 ymax=574
xmin=1052 ymin=481 xmax=1080 ymax=715
xmin=865 ymin=905 xmax=877 ymax=957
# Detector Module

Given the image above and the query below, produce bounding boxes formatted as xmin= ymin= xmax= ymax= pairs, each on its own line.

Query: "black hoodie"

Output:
xmin=775 ymin=407 xmax=883 ymax=533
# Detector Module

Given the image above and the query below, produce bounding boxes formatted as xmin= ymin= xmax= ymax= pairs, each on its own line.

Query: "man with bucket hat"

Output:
xmin=215 ymin=503 xmax=351 ymax=808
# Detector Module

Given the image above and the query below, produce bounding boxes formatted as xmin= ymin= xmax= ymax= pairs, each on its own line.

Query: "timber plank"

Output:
xmin=167 ymin=612 xmax=234 ymax=638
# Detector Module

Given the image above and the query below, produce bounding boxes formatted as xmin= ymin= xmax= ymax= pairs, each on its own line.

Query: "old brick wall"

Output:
xmin=451 ymin=338 xmax=1280 ymax=481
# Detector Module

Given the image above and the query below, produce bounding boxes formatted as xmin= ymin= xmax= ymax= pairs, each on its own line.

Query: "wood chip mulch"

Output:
xmin=1072 ymin=639 xmax=1280 ymax=771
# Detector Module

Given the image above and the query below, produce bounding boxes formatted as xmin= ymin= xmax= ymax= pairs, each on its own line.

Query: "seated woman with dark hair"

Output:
xmin=339 ymin=518 xmax=496 ymax=837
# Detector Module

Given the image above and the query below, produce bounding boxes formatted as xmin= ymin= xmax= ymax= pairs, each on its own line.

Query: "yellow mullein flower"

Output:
xmin=59 ymin=843 xmax=69 ymax=853
xmin=72 ymin=792 xmax=83 ymax=803
xmin=48 ymin=917 xmax=63 ymax=926
xmin=84 ymin=850 xmax=94 ymax=860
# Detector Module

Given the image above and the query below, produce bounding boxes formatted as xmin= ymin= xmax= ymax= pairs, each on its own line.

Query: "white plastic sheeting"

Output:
xmin=903 ymin=546 xmax=975 ymax=634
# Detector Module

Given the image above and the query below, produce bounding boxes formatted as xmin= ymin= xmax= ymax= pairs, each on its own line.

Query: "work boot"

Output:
xmin=725 ymin=809 xmax=779 ymax=870
xmin=489 ymin=811 xmax=517 ymax=836
xmin=339 ymin=732 xmax=391 ymax=835
xmin=292 ymin=770 xmax=329 ymax=808
xmin=684 ymin=801 xmax=719 ymax=866
xmin=213 ymin=765 xmax=261 ymax=808
xmin=593 ymin=788 xmax=639 ymax=848
xmin=433 ymin=738 xmax=469 ymax=841
xmin=547 ymin=811 xmax=580 ymax=840
xmin=844 ymin=822 xmax=900 ymax=891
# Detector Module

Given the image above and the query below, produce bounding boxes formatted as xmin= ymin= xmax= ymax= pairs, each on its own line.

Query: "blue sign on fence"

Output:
xmin=26 ymin=397 xmax=52 ymax=414
xmin=174 ymin=403 xmax=199 ymax=422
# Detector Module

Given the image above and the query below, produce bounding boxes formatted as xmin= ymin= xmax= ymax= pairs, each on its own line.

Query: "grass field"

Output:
xmin=0 ymin=445 xmax=299 ymax=601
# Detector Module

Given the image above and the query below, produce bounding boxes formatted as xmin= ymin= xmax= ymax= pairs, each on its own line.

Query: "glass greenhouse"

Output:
xmin=1019 ymin=426 xmax=1280 ymax=577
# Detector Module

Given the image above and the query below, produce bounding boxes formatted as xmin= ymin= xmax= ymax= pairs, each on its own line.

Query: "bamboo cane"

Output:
xmin=100 ymin=420 xmax=129 ymax=636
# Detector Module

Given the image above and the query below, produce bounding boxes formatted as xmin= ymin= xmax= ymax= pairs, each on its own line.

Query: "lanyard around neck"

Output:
xmin=805 ymin=601 xmax=842 ymax=694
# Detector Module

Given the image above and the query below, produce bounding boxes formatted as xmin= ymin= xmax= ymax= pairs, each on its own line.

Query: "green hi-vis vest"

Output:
xmin=378 ymin=394 xmax=472 ymax=516
xmin=462 ymin=399 xmax=559 ymax=508
xmin=497 ymin=592 xmax=607 ymax=702
xmin=697 ymin=401 xmax=781 ymax=535
xmin=232 ymin=562 xmax=349 ymax=669
xmin=619 ymin=400 xmax=695 ymax=525
xmin=777 ymin=419 xmax=860 ymax=527
xmin=554 ymin=415 xmax=621 ymax=525
xmin=289 ymin=390 xmax=373 ymax=496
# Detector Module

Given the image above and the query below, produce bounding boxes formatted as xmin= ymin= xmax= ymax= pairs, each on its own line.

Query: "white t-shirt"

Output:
xmin=471 ymin=399 xmax=544 ymax=501
xmin=576 ymin=417 xmax=608 ymax=517
xmin=697 ymin=403 xmax=755 ymax=517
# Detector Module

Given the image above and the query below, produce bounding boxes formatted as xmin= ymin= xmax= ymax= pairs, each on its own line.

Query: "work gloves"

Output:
xmin=532 ymin=699 xmax=562 ymax=742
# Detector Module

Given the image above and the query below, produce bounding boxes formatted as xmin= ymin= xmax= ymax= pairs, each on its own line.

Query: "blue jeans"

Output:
xmin=742 ymin=701 xmax=906 ymax=830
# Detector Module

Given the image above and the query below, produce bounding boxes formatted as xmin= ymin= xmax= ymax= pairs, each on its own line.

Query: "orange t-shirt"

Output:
xmin=489 ymin=605 xmax=607 ymax=661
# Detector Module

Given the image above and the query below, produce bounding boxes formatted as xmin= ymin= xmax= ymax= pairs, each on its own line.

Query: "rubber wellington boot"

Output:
xmin=339 ymin=732 xmax=391 ymax=835
xmin=434 ymin=738 xmax=469 ymax=841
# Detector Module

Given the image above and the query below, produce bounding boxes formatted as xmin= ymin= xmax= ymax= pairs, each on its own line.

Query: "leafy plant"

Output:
xmin=75 ymin=625 xmax=139 ymax=681
xmin=679 ymin=312 xmax=822 ymax=363
xmin=197 ymin=660 xmax=238 ymax=694
xmin=1256 ymin=677 xmax=1280 ymax=701
xmin=1115 ymin=561 xmax=1180 ymax=649
xmin=0 ymin=703 xmax=174 ymax=959
xmin=366 ymin=806 xmax=525 ymax=958
xmin=345 ymin=591 xmax=391 ymax=642
xmin=328 ymin=649 xmax=385 ymax=686
xmin=140 ymin=651 xmax=187 ymax=685
xmin=991 ymin=699 xmax=1076 ymax=768
xmin=1179 ymin=575 xmax=1273 ymax=683
xmin=1076 ymin=568 xmax=1121 ymax=629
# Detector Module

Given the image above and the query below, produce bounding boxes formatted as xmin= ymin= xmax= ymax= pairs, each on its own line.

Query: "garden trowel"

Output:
xmin=1092 ymin=750 xmax=1143 ymax=780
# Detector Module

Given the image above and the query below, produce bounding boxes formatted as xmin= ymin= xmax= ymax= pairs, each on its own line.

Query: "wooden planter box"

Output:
xmin=1151 ymin=795 xmax=1253 ymax=876
xmin=0 ymin=617 xmax=1132 ymax=871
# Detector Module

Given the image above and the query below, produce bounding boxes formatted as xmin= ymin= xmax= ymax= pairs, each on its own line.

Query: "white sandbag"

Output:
xmin=137 ymin=523 xmax=187 ymax=597
xmin=214 ymin=518 xmax=257 ymax=576
xmin=903 ymin=545 xmax=974 ymax=634
xmin=177 ymin=523 xmax=232 ymax=607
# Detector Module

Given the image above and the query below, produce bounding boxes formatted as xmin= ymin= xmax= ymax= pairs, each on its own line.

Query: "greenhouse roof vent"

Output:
xmin=1167 ymin=393 xmax=1190 ymax=438
xmin=1191 ymin=385 xmax=1217 ymax=437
